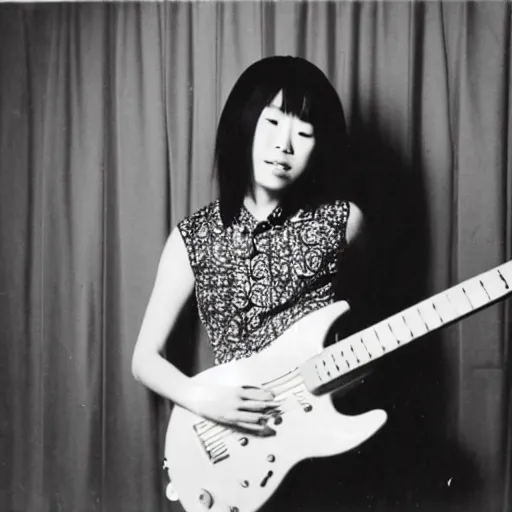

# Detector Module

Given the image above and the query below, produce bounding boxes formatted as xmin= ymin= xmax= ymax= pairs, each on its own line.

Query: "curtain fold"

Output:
xmin=1 ymin=2 xmax=511 ymax=511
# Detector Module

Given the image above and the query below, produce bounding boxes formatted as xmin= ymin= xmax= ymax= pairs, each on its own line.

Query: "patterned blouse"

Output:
xmin=178 ymin=199 xmax=350 ymax=365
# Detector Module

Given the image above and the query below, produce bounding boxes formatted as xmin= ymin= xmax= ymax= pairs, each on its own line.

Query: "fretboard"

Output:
xmin=300 ymin=260 xmax=512 ymax=395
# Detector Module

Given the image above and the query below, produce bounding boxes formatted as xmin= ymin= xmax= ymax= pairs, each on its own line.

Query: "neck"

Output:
xmin=244 ymin=187 xmax=281 ymax=221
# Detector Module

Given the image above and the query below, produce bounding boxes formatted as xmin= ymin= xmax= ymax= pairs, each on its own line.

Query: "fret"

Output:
xmin=431 ymin=294 xmax=459 ymax=323
xmin=374 ymin=322 xmax=400 ymax=350
xmin=388 ymin=315 xmax=414 ymax=344
xmin=349 ymin=339 xmax=372 ymax=364
xmin=478 ymin=280 xmax=492 ymax=301
xmin=313 ymin=358 xmax=329 ymax=384
xmin=460 ymin=279 xmax=492 ymax=309
xmin=300 ymin=261 xmax=512 ymax=396
xmin=401 ymin=308 xmax=429 ymax=338
xmin=318 ymin=356 xmax=338 ymax=381
xmin=333 ymin=350 xmax=351 ymax=371
xmin=416 ymin=301 xmax=444 ymax=330
xmin=444 ymin=285 xmax=474 ymax=317
xmin=498 ymin=264 xmax=512 ymax=287
xmin=481 ymin=269 xmax=510 ymax=300
xmin=329 ymin=353 xmax=341 ymax=373
xmin=337 ymin=342 xmax=360 ymax=368
xmin=360 ymin=329 xmax=386 ymax=356
xmin=357 ymin=335 xmax=376 ymax=360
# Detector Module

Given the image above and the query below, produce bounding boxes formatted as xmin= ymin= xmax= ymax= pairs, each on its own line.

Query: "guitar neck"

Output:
xmin=300 ymin=260 xmax=512 ymax=395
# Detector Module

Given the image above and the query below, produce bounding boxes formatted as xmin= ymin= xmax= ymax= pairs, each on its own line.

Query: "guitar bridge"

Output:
xmin=193 ymin=420 xmax=231 ymax=464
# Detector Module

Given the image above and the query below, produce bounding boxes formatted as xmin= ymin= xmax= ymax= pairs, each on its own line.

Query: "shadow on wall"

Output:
xmin=308 ymin=122 xmax=481 ymax=512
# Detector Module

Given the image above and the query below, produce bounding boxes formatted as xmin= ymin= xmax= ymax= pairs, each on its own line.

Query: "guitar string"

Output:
xmin=195 ymin=371 xmax=305 ymax=436
xmin=198 ymin=387 xmax=301 ymax=444
xmin=196 ymin=382 xmax=310 ymax=448
xmin=195 ymin=271 xmax=510 ymax=451
xmin=199 ymin=398 xmax=311 ymax=451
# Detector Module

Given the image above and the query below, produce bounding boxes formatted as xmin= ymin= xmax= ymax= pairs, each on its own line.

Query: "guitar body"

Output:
xmin=164 ymin=259 xmax=512 ymax=511
xmin=165 ymin=302 xmax=387 ymax=512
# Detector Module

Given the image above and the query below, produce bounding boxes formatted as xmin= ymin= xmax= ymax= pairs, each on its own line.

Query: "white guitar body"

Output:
xmin=165 ymin=302 xmax=387 ymax=512
xmin=165 ymin=259 xmax=512 ymax=512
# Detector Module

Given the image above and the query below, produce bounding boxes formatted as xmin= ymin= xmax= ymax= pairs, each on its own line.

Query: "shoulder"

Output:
xmin=176 ymin=200 xmax=221 ymax=270
xmin=156 ymin=225 xmax=195 ymax=284
xmin=316 ymin=200 xmax=364 ymax=245
xmin=178 ymin=200 xmax=220 ymax=235
xmin=313 ymin=198 xmax=349 ymax=221
xmin=345 ymin=201 xmax=364 ymax=245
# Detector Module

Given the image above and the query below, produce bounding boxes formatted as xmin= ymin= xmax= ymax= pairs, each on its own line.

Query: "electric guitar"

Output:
xmin=164 ymin=260 xmax=512 ymax=512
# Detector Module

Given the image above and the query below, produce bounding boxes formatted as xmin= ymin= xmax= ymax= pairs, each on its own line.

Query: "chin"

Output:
xmin=258 ymin=180 xmax=292 ymax=194
xmin=255 ymin=173 xmax=294 ymax=190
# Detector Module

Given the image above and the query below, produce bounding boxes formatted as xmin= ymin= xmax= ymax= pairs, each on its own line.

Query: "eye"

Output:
xmin=266 ymin=118 xmax=278 ymax=125
xmin=298 ymin=132 xmax=314 ymax=138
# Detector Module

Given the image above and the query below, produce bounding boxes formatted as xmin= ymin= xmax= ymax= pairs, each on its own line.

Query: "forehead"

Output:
xmin=264 ymin=90 xmax=312 ymax=123
xmin=269 ymin=90 xmax=284 ymax=108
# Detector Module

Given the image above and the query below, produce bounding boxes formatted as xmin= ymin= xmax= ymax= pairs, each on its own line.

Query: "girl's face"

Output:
xmin=251 ymin=90 xmax=316 ymax=197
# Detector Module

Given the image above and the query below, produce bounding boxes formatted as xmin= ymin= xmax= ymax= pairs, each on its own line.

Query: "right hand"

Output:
xmin=185 ymin=384 xmax=280 ymax=436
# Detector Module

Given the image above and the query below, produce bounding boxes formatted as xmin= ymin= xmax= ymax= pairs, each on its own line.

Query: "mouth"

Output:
xmin=265 ymin=160 xmax=291 ymax=172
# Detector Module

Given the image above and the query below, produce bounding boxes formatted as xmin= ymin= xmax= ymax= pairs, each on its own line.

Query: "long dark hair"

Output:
xmin=215 ymin=56 xmax=351 ymax=226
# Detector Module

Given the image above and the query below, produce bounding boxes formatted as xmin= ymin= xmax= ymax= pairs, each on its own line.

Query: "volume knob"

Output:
xmin=198 ymin=489 xmax=214 ymax=509
xmin=165 ymin=482 xmax=179 ymax=501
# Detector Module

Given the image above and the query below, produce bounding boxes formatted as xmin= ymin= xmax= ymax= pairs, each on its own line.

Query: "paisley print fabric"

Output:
xmin=178 ymin=199 xmax=350 ymax=365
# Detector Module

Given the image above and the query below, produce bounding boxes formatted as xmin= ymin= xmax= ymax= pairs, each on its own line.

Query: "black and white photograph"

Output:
xmin=1 ymin=1 xmax=511 ymax=512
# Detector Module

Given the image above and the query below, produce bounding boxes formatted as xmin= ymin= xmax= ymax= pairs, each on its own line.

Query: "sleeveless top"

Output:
xmin=178 ymin=199 xmax=350 ymax=365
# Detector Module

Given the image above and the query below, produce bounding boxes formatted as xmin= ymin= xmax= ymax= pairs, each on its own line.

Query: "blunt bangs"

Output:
xmin=259 ymin=63 xmax=325 ymax=125
xmin=277 ymin=84 xmax=312 ymax=122
xmin=215 ymin=56 xmax=350 ymax=226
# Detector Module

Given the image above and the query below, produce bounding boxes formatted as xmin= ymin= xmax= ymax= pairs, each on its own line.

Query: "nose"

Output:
xmin=274 ymin=121 xmax=293 ymax=154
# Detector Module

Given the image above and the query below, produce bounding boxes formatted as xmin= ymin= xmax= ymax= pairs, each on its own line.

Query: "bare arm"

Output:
xmin=345 ymin=201 xmax=365 ymax=246
xmin=132 ymin=226 xmax=277 ymax=433
xmin=131 ymin=227 xmax=198 ymax=409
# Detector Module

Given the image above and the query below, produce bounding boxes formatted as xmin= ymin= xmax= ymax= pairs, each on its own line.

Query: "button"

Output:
xmin=273 ymin=416 xmax=283 ymax=425
xmin=267 ymin=454 xmax=275 ymax=462
xmin=253 ymin=221 xmax=271 ymax=235
xmin=269 ymin=206 xmax=283 ymax=222
xmin=198 ymin=489 xmax=214 ymax=509
xmin=239 ymin=437 xmax=249 ymax=446
xmin=240 ymin=480 xmax=249 ymax=488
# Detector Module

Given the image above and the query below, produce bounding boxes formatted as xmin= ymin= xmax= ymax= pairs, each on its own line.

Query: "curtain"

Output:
xmin=1 ymin=2 xmax=510 ymax=511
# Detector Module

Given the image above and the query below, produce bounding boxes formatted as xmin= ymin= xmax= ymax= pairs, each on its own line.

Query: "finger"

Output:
xmin=240 ymin=386 xmax=275 ymax=401
xmin=231 ymin=410 xmax=267 ymax=424
xmin=236 ymin=422 xmax=276 ymax=437
xmin=215 ymin=416 xmax=265 ymax=433
xmin=237 ymin=400 xmax=279 ymax=412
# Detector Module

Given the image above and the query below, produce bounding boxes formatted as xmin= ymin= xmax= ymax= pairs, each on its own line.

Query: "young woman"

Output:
xmin=132 ymin=55 xmax=366 ymax=504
